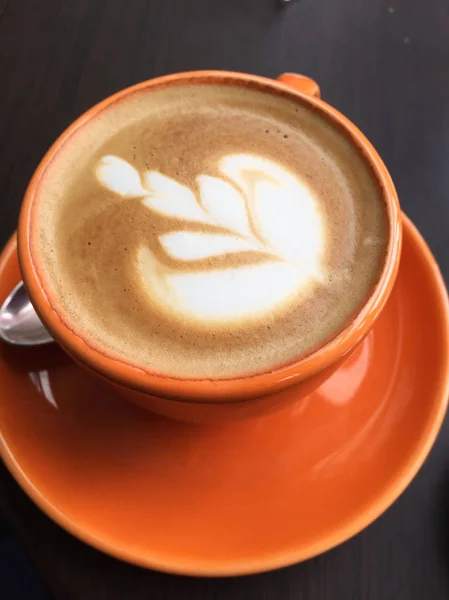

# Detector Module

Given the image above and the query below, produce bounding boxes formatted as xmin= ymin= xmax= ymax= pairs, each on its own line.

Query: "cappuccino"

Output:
xmin=34 ymin=83 xmax=388 ymax=378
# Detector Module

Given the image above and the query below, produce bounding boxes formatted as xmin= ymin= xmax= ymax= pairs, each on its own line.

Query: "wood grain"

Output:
xmin=1 ymin=0 xmax=449 ymax=598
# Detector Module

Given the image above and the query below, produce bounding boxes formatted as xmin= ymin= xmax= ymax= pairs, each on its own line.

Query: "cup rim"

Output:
xmin=18 ymin=70 xmax=402 ymax=402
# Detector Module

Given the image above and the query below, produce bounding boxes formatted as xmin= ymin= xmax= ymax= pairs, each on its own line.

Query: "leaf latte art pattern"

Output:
xmin=95 ymin=153 xmax=327 ymax=325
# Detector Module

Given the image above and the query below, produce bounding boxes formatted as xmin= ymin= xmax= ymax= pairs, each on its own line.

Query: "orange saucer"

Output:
xmin=1 ymin=214 xmax=448 ymax=576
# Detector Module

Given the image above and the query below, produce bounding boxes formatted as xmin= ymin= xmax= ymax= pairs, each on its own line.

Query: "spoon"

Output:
xmin=0 ymin=281 xmax=53 ymax=346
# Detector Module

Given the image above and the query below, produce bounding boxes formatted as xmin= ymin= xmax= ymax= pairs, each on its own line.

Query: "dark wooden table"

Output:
xmin=1 ymin=0 xmax=449 ymax=598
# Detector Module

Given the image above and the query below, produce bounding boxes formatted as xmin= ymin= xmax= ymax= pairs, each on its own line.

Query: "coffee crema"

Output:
xmin=34 ymin=83 xmax=388 ymax=378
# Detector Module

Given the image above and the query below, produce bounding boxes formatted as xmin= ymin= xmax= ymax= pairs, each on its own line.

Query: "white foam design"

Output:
xmin=143 ymin=172 xmax=213 ymax=224
xmin=197 ymin=175 xmax=252 ymax=236
xmin=160 ymin=232 xmax=263 ymax=261
xmin=96 ymin=156 xmax=146 ymax=197
xmin=95 ymin=153 xmax=327 ymax=325
xmin=138 ymin=247 xmax=307 ymax=321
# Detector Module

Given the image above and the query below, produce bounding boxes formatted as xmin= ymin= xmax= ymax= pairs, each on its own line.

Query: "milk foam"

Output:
xmin=95 ymin=153 xmax=327 ymax=324
xmin=34 ymin=82 xmax=387 ymax=378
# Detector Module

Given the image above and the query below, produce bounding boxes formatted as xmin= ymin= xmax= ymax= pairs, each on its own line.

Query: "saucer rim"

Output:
xmin=1 ymin=212 xmax=448 ymax=576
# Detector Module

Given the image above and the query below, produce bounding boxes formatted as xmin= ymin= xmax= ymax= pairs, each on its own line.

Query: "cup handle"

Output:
xmin=276 ymin=73 xmax=321 ymax=99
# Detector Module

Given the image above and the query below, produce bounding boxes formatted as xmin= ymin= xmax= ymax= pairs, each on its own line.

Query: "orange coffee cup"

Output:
xmin=17 ymin=71 xmax=402 ymax=423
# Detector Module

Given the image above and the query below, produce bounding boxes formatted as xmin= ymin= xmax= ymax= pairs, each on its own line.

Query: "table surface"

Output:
xmin=1 ymin=0 xmax=449 ymax=598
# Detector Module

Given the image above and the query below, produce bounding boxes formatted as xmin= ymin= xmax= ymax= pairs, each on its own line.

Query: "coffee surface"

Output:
xmin=34 ymin=83 xmax=388 ymax=378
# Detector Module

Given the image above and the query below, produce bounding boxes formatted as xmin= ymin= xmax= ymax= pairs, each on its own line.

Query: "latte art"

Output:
xmin=34 ymin=82 xmax=388 ymax=378
xmin=95 ymin=153 xmax=327 ymax=325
